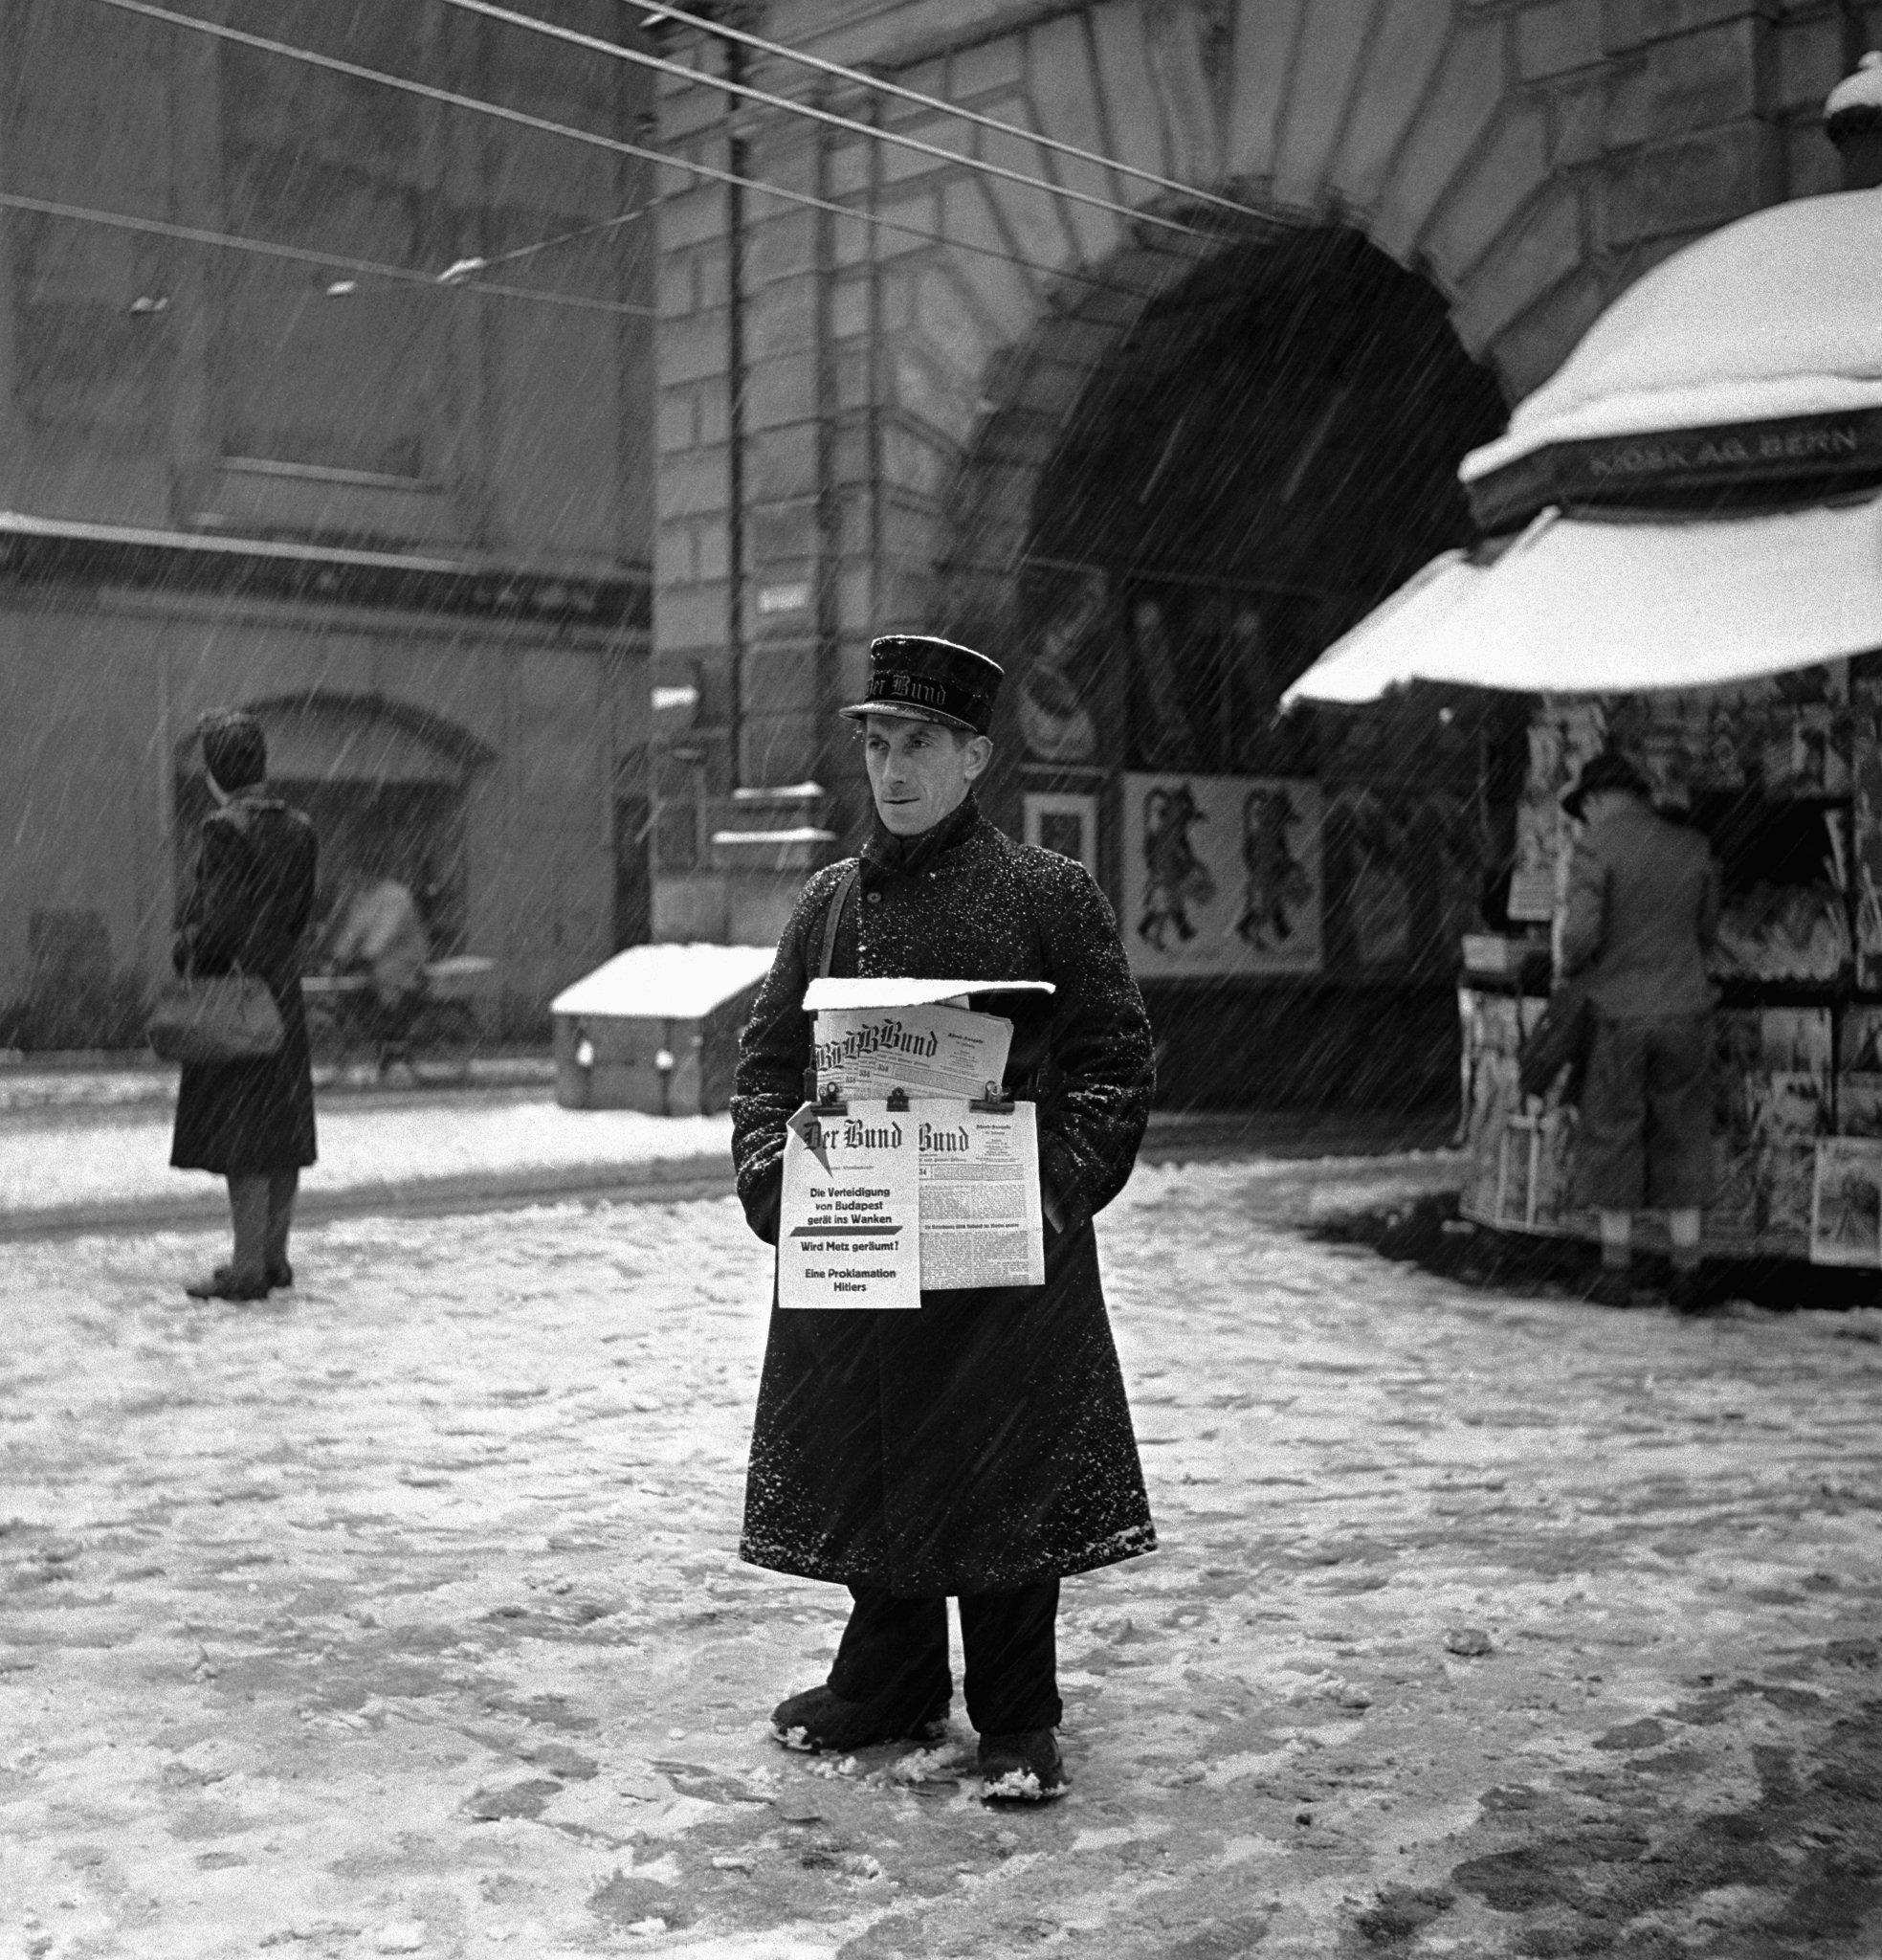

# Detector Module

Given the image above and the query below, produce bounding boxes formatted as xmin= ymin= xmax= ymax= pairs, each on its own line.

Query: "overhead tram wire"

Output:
xmin=0 ymin=189 xmax=654 ymax=317
xmin=85 ymin=0 xmax=1191 ymax=305
xmin=438 ymin=0 xmax=1205 ymax=241
xmin=631 ymin=1 xmax=1267 ymax=229
xmin=448 ymin=201 xmax=656 ymax=278
xmin=435 ymin=200 xmax=656 ymax=284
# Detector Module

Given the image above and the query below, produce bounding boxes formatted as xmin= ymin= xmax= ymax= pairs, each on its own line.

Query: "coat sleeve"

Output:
xmin=729 ymin=866 xmax=844 ymax=1244
xmin=174 ymin=817 xmax=248 ymax=976
xmin=1033 ymin=858 xmax=1156 ymax=1229
xmin=1558 ymin=830 xmax=1607 ymax=981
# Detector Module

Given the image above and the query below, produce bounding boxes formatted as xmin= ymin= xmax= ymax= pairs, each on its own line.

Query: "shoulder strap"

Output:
xmin=818 ymin=859 xmax=861 ymax=979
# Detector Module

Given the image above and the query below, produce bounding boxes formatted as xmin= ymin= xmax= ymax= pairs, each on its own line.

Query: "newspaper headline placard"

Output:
xmin=778 ymin=1095 xmax=1046 ymax=1303
xmin=777 ymin=1101 xmax=921 ymax=1310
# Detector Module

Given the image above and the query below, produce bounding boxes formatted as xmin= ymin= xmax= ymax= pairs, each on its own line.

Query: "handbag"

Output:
xmin=149 ymin=800 xmax=287 ymax=1064
xmin=1517 ymin=980 xmax=1594 ymax=1103
xmin=148 ymin=969 xmax=285 ymax=1064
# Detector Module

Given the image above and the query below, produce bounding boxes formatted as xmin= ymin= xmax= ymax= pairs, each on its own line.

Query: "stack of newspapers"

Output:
xmin=776 ymin=977 xmax=1054 ymax=1310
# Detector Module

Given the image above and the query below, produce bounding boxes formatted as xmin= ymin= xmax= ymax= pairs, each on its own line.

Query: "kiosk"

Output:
xmin=1285 ymin=60 xmax=1882 ymax=1265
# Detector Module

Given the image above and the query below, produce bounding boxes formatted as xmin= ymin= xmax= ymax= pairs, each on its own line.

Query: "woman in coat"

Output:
xmin=732 ymin=635 xmax=1157 ymax=1803
xmin=171 ymin=711 xmax=319 ymax=1301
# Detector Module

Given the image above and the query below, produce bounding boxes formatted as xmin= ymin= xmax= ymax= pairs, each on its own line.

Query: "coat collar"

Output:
xmin=862 ymin=791 xmax=983 ymax=877
xmin=210 ymin=783 xmax=287 ymax=827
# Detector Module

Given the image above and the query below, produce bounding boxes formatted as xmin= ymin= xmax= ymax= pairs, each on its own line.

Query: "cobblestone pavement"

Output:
xmin=3 ymin=1161 xmax=1880 ymax=1959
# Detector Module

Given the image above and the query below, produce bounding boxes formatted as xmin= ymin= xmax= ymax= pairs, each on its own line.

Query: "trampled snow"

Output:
xmin=1 ymin=1160 xmax=1878 ymax=1955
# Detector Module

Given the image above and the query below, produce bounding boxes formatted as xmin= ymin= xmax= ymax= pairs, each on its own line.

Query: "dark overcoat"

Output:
xmin=170 ymin=791 xmax=319 ymax=1176
xmin=1560 ymin=798 xmax=1719 ymax=1020
xmin=731 ymin=794 xmax=1158 ymax=1597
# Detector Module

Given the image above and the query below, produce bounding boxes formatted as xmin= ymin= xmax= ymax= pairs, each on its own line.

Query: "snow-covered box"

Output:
xmin=549 ymin=943 xmax=775 ymax=1114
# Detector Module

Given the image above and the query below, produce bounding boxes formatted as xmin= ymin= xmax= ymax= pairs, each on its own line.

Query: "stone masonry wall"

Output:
xmin=652 ymin=0 xmax=1882 ymax=941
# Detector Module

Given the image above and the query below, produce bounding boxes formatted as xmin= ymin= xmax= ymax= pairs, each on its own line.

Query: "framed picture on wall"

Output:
xmin=1023 ymin=791 xmax=1099 ymax=874
xmin=1118 ymin=772 xmax=1323 ymax=979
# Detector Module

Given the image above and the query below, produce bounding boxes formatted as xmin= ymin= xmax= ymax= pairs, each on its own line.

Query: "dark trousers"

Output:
xmin=827 ymin=1581 xmax=1062 ymax=1735
xmin=1578 ymin=1013 xmax=1712 ymax=1212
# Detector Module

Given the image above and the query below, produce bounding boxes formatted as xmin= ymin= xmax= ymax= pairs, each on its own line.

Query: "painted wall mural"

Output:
xmin=1018 ymin=569 xmax=1105 ymax=765
xmin=1120 ymin=772 xmax=1323 ymax=978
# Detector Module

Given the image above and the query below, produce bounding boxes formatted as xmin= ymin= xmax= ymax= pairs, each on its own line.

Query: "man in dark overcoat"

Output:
xmin=732 ymin=634 xmax=1158 ymax=1802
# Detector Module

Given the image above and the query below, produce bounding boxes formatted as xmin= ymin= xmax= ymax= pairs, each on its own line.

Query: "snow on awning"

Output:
xmin=1460 ymin=190 xmax=1882 ymax=486
xmin=1283 ymin=496 xmax=1882 ymax=706
xmin=1274 ymin=548 xmax=1483 ymax=706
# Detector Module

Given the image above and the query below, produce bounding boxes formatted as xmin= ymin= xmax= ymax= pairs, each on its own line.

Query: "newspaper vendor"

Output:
xmin=732 ymin=633 xmax=1158 ymax=1803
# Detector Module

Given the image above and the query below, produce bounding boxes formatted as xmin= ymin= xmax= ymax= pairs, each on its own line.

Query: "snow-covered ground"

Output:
xmin=0 ymin=1093 xmax=733 ymax=1221
xmin=3 ymin=1162 xmax=1880 ymax=1958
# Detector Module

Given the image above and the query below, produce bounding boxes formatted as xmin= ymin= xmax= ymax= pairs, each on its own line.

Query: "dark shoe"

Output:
xmin=186 ymin=1270 xmax=270 ymax=1302
xmin=207 ymin=1260 xmax=292 ymax=1292
xmin=978 ymin=1728 xmax=1067 ymax=1803
xmin=1585 ymin=1267 xmax=1633 ymax=1309
xmin=769 ymin=1684 xmax=948 ymax=1754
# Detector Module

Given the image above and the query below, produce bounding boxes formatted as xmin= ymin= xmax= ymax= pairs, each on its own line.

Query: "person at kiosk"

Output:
xmin=1559 ymin=749 xmax=1720 ymax=1310
xmin=731 ymin=633 xmax=1158 ymax=1803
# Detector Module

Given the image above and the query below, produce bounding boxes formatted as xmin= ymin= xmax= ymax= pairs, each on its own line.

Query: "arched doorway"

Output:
xmin=976 ymin=228 xmax=1514 ymax=1107
xmin=173 ymin=693 xmax=491 ymax=958
xmin=1023 ymin=228 xmax=1503 ymax=738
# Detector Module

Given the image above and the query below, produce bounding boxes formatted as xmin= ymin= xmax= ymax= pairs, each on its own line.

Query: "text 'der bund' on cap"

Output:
xmin=838 ymin=635 xmax=1004 ymax=736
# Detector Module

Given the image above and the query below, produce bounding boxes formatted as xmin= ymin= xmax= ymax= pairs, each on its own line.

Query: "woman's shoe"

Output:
xmin=186 ymin=1270 xmax=271 ymax=1302
xmin=769 ymin=1684 xmax=949 ymax=1753
xmin=199 ymin=1260 xmax=291 ymax=1293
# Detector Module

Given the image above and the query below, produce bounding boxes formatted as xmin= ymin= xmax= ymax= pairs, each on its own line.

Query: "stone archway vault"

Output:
xmin=848 ymin=0 xmax=1597 ymax=646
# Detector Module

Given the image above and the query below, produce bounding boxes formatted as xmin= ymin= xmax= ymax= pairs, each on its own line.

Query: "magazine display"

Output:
xmin=1460 ymin=661 xmax=1882 ymax=1262
xmin=1711 ymin=882 xmax=1849 ymax=983
xmin=1812 ymin=1136 xmax=1882 ymax=1267
xmin=1854 ymin=675 xmax=1882 ymax=990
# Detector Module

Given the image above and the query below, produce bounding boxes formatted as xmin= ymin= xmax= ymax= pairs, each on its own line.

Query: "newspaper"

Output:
xmin=913 ymin=1098 xmax=1046 ymax=1290
xmin=1811 ymin=1136 xmax=1882 ymax=1268
xmin=777 ymin=1100 xmax=920 ymax=1310
xmin=813 ymin=1003 xmax=1012 ymax=1102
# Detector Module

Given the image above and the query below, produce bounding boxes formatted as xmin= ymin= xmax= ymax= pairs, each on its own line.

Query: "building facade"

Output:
xmin=650 ymin=0 xmax=1874 ymax=1105
xmin=0 ymin=0 xmax=655 ymax=1046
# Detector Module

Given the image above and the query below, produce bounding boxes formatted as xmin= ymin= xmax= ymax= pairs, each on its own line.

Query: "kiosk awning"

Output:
xmin=1283 ymin=495 xmax=1882 ymax=705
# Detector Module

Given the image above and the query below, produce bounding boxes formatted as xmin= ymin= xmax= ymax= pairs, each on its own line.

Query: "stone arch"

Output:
xmin=863 ymin=0 xmax=1596 ymax=644
xmin=220 ymin=689 xmax=498 ymax=784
